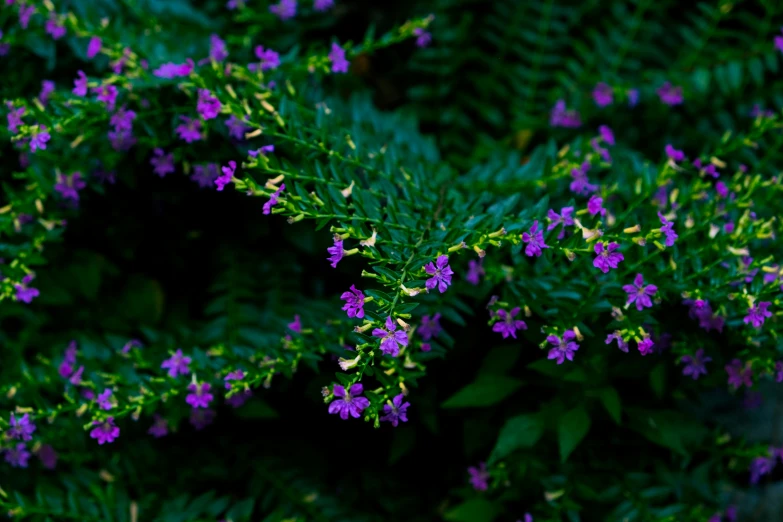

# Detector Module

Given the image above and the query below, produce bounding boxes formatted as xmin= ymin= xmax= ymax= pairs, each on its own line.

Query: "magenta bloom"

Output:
xmin=59 ymin=341 xmax=78 ymax=378
xmin=314 ymin=0 xmax=334 ymax=11
xmin=492 ymin=308 xmax=527 ymax=339
xmin=413 ymin=27 xmax=432 ymax=47
xmin=186 ymin=382 xmax=214 ymax=408
xmin=623 ymin=273 xmax=657 ymax=311
xmin=522 ymin=220 xmax=548 ymax=257
xmin=418 ymin=313 xmax=442 ymax=340
xmin=288 ymin=315 xmax=302 ymax=333
xmin=225 ymin=115 xmax=249 ymax=140
xmin=328 ymin=43 xmax=350 ymax=73
xmin=424 ymin=255 xmax=454 ymax=293
xmin=90 ymin=417 xmax=120 ymax=445
xmin=4 ymin=443 xmax=30 ymax=468
xmin=466 ymin=259 xmax=484 ymax=285
xmin=327 ymin=237 xmax=344 ymax=268
xmin=598 ymin=125 xmax=615 ymax=146
xmin=110 ymin=107 xmax=136 ymax=133
xmin=250 ymin=145 xmax=275 ymax=157
xmin=637 ymin=337 xmax=655 ymax=356
xmin=54 ymin=172 xmax=86 ymax=201
xmin=8 ymin=413 xmax=36 ymax=441
xmin=215 ymin=160 xmax=236 ymax=191
xmin=96 ymin=389 xmax=113 ymax=410
xmin=87 ymin=36 xmax=102 ymax=58
xmin=19 ymin=4 xmax=34 ymax=29
xmin=776 ymin=361 xmax=783 ymax=383
xmin=36 ymin=444 xmax=57 ymax=469
xmin=153 ymin=59 xmax=194 ymax=78
xmin=550 ymin=99 xmax=581 ymax=128
xmin=372 ymin=316 xmax=409 ymax=357
xmin=209 ymin=34 xmax=228 ymax=62
xmin=263 ymin=183 xmax=285 ymax=214
xmin=161 ymin=349 xmax=191 ymax=378
xmin=197 ymin=89 xmax=222 ymax=120
xmin=468 ymin=462 xmax=490 ymax=491
xmin=14 ymin=274 xmax=39 ymax=303
xmin=380 ymin=394 xmax=410 ymax=427
xmin=254 ymin=46 xmax=280 ymax=71
xmin=546 ymin=207 xmax=574 ymax=239
xmin=328 ymin=383 xmax=370 ymax=420
xmin=340 ymin=285 xmax=365 ymax=319
xmin=680 ymin=349 xmax=711 ymax=380
xmin=657 ymin=82 xmax=683 ymax=106
xmin=176 ymin=116 xmax=204 ymax=143
xmin=665 ymin=144 xmax=685 ymax=162
xmin=29 ymin=125 xmax=51 ymax=152
xmin=605 ymin=332 xmax=628 ymax=353
xmin=593 ymin=83 xmax=613 ymax=107
xmin=270 ymin=0 xmax=297 ymax=19
xmin=73 ymin=71 xmax=88 ymax=96
xmin=725 ymin=359 xmax=753 ymax=389
xmin=122 ymin=339 xmax=143 ymax=353
xmin=570 ymin=161 xmax=597 ymax=194
xmin=744 ymin=301 xmax=772 ymax=328
xmin=657 ymin=212 xmax=677 ymax=247
xmin=224 ymin=369 xmax=245 ymax=390
xmin=93 ymin=84 xmax=118 ymax=111
xmin=587 ymin=195 xmax=605 ymax=216
xmin=192 ymin=163 xmax=219 ymax=188
xmin=190 ymin=408 xmax=216 ymax=430
xmin=150 ymin=148 xmax=175 ymax=177
xmin=45 ymin=15 xmax=66 ymax=39
xmin=7 ymin=106 xmax=25 ymax=133
xmin=593 ymin=242 xmax=623 ymax=273
xmin=547 ymin=331 xmax=579 ymax=364
xmin=148 ymin=415 xmax=169 ymax=438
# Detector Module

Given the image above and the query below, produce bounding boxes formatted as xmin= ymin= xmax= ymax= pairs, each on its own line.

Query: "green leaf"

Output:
xmin=558 ymin=406 xmax=591 ymax=462
xmin=444 ymin=498 xmax=501 ymax=522
xmin=233 ymin=399 xmax=278 ymax=419
xmin=598 ymin=387 xmax=621 ymax=424
xmin=479 ymin=346 xmax=521 ymax=376
xmin=441 ymin=375 xmax=523 ymax=409
xmin=488 ymin=414 xmax=544 ymax=463
xmin=649 ymin=363 xmax=666 ymax=399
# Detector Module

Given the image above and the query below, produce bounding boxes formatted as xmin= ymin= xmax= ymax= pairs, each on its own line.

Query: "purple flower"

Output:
xmin=209 ymin=34 xmax=228 ymax=62
xmin=550 ymin=99 xmax=581 ymax=128
xmin=593 ymin=242 xmax=623 ymax=273
xmin=54 ymin=172 xmax=86 ymax=201
xmin=153 ymin=59 xmax=194 ymax=78
xmin=253 ymin=46 xmax=280 ymax=71
xmin=108 ymin=128 xmax=136 ymax=152
xmin=110 ymin=47 xmax=131 ymax=74
xmin=90 ymin=417 xmax=120 ymax=445
xmin=263 ymin=183 xmax=285 ymax=214
xmin=547 ymin=331 xmax=579 ymax=364
xmin=190 ymin=408 xmax=215 ymax=430
xmin=225 ymin=115 xmax=249 ymax=140
xmin=623 ymin=273 xmax=657 ymax=311
xmin=192 ymin=163 xmax=219 ymax=188
xmin=8 ymin=413 xmax=36 ymax=441
xmin=605 ymin=332 xmax=628 ymax=353
xmin=637 ymin=337 xmax=654 ymax=356
xmin=36 ymin=444 xmax=57 ymax=469
xmin=419 ymin=313 xmax=442 ymax=340
xmin=466 ymin=259 xmax=484 ymax=285
xmin=250 ymin=145 xmax=275 ymax=157
xmin=186 ymin=382 xmax=214 ymax=408
xmin=288 ymin=315 xmax=302 ymax=333
xmin=148 ymin=415 xmax=169 ymax=438
xmin=14 ymin=274 xmax=39 ymax=303
xmin=176 ymin=116 xmax=204 ymax=143
xmin=93 ymin=85 xmax=118 ymax=111
xmin=69 ymin=365 xmax=84 ymax=386
xmin=776 ymin=29 xmax=783 ymax=53
xmin=658 ymin=212 xmax=678 ymax=247
xmin=468 ymin=462 xmax=489 ymax=491
xmin=96 ymin=389 xmax=113 ymax=410
xmin=744 ymin=301 xmax=772 ymax=328
xmin=215 ymin=160 xmax=236 ymax=191
xmin=680 ymin=349 xmax=711 ymax=380
xmin=29 ymin=125 xmax=51 ymax=152
xmin=4 ymin=443 xmax=30 ymax=468
xmin=750 ymin=456 xmax=776 ymax=484
xmin=196 ymin=89 xmax=222 ymax=120
xmin=627 ymin=88 xmax=639 ymax=106
xmin=726 ymin=359 xmax=753 ymax=389
xmin=150 ymin=148 xmax=175 ymax=177
xmin=329 ymin=43 xmax=350 ymax=73
xmin=38 ymin=81 xmax=55 ymax=106
xmin=73 ymin=71 xmax=88 ymax=96
xmin=45 ymin=15 xmax=66 ymax=39
xmin=7 ymin=106 xmax=25 ymax=133
xmin=224 ymin=369 xmax=246 ymax=389
xmin=657 ymin=82 xmax=683 ymax=106
xmin=227 ymin=389 xmax=252 ymax=408
xmin=372 ymin=316 xmax=409 ymax=357
xmin=59 ymin=341 xmax=77 ymax=378
xmin=270 ymin=0 xmax=297 ymax=19
xmin=340 ymin=285 xmax=365 ymax=319
xmin=327 ymin=237 xmax=345 ymax=267
xmin=665 ymin=144 xmax=685 ymax=162
xmin=522 ymin=220 xmax=548 ymax=257
xmin=328 ymin=383 xmax=370 ymax=420
xmin=546 ymin=207 xmax=574 ymax=239
xmin=161 ymin=349 xmax=191 ymax=378
xmin=570 ymin=161 xmax=597 ymax=195
xmin=492 ymin=308 xmax=527 ymax=339
xmin=587 ymin=195 xmax=605 ymax=216
xmin=414 ymin=27 xmax=432 ymax=48
xmin=593 ymin=83 xmax=613 ymax=107
xmin=775 ymin=361 xmax=783 ymax=383
xmin=424 ymin=255 xmax=454 ymax=293
xmin=380 ymin=394 xmax=410 ymax=427
xmin=19 ymin=4 xmax=34 ymax=29
xmin=121 ymin=339 xmax=143 ymax=353
xmin=87 ymin=36 xmax=102 ymax=58
xmin=598 ymin=125 xmax=615 ymax=146
xmin=314 ymin=0 xmax=334 ymax=11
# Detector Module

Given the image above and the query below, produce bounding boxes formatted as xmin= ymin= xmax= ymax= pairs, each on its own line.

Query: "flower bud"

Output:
xmin=473 ymin=245 xmax=486 ymax=257
xmin=338 ymin=354 xmax=361 ymax=371
xmin=623 ymin=224 xmax=641 ymax=234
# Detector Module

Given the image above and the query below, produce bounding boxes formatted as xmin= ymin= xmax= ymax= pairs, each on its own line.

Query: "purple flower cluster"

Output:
xmin=550 ymin=100 xmax=581 ymax=128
